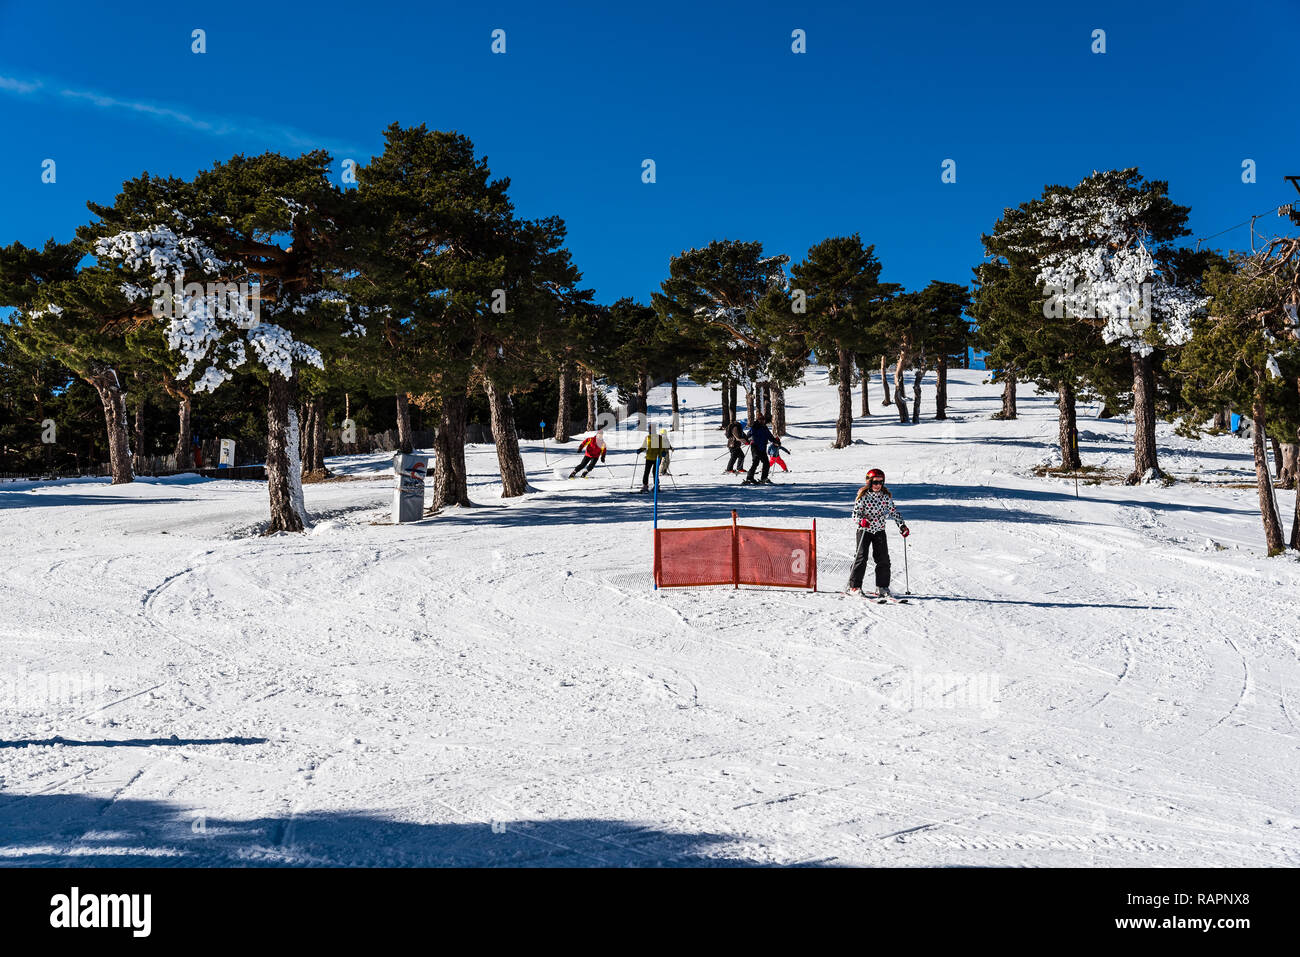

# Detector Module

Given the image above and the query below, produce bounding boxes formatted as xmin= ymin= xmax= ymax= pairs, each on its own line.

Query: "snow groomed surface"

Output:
xmin=1 ymin=368 xmax=1296 ymax=866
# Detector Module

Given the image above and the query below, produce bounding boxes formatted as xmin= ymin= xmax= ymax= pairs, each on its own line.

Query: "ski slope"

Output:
xmin=1 ymin=368 xmax=1297 ymax=867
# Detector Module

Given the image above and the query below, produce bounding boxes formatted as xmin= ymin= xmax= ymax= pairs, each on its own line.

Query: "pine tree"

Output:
xmin=789 ymin=235 xmax=893 ymax=446
xmin=0 ymin=239 xmax=140 ymax=483
xmin=85 ymin=152 xmax=357 ymax=531
xmin=1178 ymin=244 xmax=1300 ymax=553
xmin=1006 ymin=169 xmax=1199 ymax=483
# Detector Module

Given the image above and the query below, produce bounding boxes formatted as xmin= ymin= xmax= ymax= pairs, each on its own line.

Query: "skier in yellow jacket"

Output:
xmin=639 ymin=428 xmax=672 ymax=492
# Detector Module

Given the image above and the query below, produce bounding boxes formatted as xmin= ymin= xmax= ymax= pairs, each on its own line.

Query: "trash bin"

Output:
xmin=393 ymin=452 xmax=428 ymax=523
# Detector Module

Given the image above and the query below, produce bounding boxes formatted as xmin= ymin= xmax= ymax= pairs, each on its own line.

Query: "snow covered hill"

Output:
xmin=1 ymin=368 xmax=1297 ymax=866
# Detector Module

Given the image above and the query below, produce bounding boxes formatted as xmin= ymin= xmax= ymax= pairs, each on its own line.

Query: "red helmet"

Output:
xmin=866 ymin=468 xmax=885 ymax=482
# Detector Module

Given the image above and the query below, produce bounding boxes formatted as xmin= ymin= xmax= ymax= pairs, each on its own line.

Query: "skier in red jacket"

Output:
xmin=568 ymin=428 xmax=607 ymax=478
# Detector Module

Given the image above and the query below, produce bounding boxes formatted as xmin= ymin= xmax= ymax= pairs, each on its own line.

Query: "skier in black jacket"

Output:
xmin=743 ymin=416 xmax=775 ymax=485
xmin=724 ymin=420 xmax=748 ymax=473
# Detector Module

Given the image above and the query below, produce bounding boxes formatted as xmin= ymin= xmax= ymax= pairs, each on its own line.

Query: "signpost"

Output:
xmin=392 ymin=452 xmax=428 ymax=523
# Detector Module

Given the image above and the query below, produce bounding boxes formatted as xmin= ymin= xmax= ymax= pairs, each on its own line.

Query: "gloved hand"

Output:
xmin=899 ymin=525 xmax=911 ymax=538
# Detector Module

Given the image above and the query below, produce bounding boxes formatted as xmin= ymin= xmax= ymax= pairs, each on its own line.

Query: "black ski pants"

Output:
xmin=746 ymin=446 xmax=770 ymax=483
xmin=725 ymin=446 xmax=746 ymax=471
xmin=642 ymin=458 xmax=660 ymax=488
xmin=848 ymin=528 xmax=891 ymax=590
xmin=570 ymin=455 xmax=599 ymax=477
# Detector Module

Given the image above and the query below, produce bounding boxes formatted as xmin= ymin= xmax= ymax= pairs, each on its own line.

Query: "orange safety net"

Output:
xmin=653 ymin=524 xmax=735 ymax=588
xmin=737 ymin=525 xmax=815 ymax=589
xmin=654 ymin=511 xmax=816 ymax=590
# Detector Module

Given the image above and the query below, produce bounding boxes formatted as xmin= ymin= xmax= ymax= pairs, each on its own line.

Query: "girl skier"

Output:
xmin=846 ymin=467 xmax=910 ymax=599
xmin=768 ymin=436 xmax=790 ymax=473
xmin=568 ymin=428 xmax=607 ymax=478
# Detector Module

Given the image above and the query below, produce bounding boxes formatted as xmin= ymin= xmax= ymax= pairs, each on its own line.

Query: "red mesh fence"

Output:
xmin=737 ymin=525 xmax=815 ymax=589
xmin=654 ymin=511 xmax=816 ymax=590
xmin=652 ymin=524 xmax=735 ymax=588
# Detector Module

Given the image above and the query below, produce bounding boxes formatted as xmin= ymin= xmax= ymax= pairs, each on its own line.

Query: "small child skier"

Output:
xmin=568 ymin=428 xmax=607 ymax=478
xmin=768 ymin=436 xmax=790 ymax=473
xmin=657 ymin=428 xmax=674 ymax=476
xmin=846 ymin=467 xmax=910 ymax=599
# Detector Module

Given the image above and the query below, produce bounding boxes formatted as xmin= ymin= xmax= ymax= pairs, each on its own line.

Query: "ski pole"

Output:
xmin=903 ymin=535 xmax=911 ymax=595
xmin=628 ymin=449 xmax=643 ymax=490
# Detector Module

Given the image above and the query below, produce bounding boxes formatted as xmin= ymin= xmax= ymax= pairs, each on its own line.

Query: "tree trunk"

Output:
xmin=174 ymin=394 xmax=193 ymax=469
xmin=729 ymin=380 xmax=738 ymax=424
xmin=1212 ymin=405 xmax=1232 ymax=431
xmin=556 ymin=363 xmax=572 ymax=443
xmin=936 ymin=354 xmax=948 ymax=420
xmin=857 ymin=354 xmax=871 ymax=417
xmin=1126 ymin=351 xmax=1161 ymax=484
xmin=880 ymin=354 xmax=892 ymax=406
xmin=911 ymin=357 xmax=924 ymax=423
xmin=998 ymin=371 xmax=1018 ymax=420
xmin=1270 ymin=435 xmax=1283 ymax=479
xmin=87 ymin=366 xmax=133 ymax=484
xmin=132 ymin=392 xmax=146 ymax=464
xmin=395 ymin=391 xmax=414 ymax=454
xmin=266 ymin=370 xmax=307 ymax=533
xmin=433 ymin=391 xmax=472 ymax=509
xmin=300 ymin=400 xmax=315 ymax=475
xmin=834 ymin=347 xmax=853 ymax=448
xmin=760 ymin=381 xmax=771 ymax=419
xmin=1058 ymin=380 xmax=1081 ymax=469
xmin=1251 ymin=390 xmax=1285 ymax=555
xmin=310 ymin=397 xmax=328 ymax=474
xmin=670 ymin=375 xmax=679 ymax=428
xmin=1279 ymin=443 xmax=1299 ymax=490
xmin=585 ymin=371 xmax=597 ymax=432
xmin=893 ymin=351 xmax=910 ymax=423
xmin=719 ymin=377 xmax=732 ymax=432
xmin=745 ymin=386 xmax=755 ymax=425
xmin=1292 ymin=427 xmax=1300 ymax=551
xmin=485 ymin=376 xmax=529 ymax=498
xmin=637 ymin=372 xmax=649 ymax=425
xmin=771 ymin=381 xmax=786 ymax=438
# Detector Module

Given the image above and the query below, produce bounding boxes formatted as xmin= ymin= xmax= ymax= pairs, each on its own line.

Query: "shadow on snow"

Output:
xmin=0 ymin=793 xmax=799 ymax=867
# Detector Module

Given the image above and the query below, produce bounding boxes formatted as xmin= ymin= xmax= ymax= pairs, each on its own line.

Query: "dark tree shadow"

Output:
xmin=0 ymin=737 xmax=269 ymax=749
xmin=423 ymin=480 xmax=1097 ymax=529
xmin=0 ymin=793 xmax=805 ymax=867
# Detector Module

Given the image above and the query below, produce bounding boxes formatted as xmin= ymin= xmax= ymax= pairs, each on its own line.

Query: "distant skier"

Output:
xmin=742 ymin=415 xmax=775 ymax=485
xmin=768 ymin=435 xmax=790 ymax=473
xmin=568 ymin=428 xmax=607 ymax=478
xmin=846 ymin=468 xmax=910 ymax=599
xmin=639 ymin=427 xmax=670 ymax=492
xmin=724 ymin=420 xmax=749 ymax=474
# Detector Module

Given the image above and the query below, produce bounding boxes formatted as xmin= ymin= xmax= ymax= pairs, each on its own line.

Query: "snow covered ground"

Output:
xmin=1 ymin=368 xmax=1297 ymax=867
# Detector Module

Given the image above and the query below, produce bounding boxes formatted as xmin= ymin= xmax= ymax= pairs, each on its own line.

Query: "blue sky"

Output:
xmin=2 ymin=0 xmax=1298 ymax=304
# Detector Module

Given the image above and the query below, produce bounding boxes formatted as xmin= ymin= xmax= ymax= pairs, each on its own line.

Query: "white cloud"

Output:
xmin=0 ymin=73 xmax=359 ymax=157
